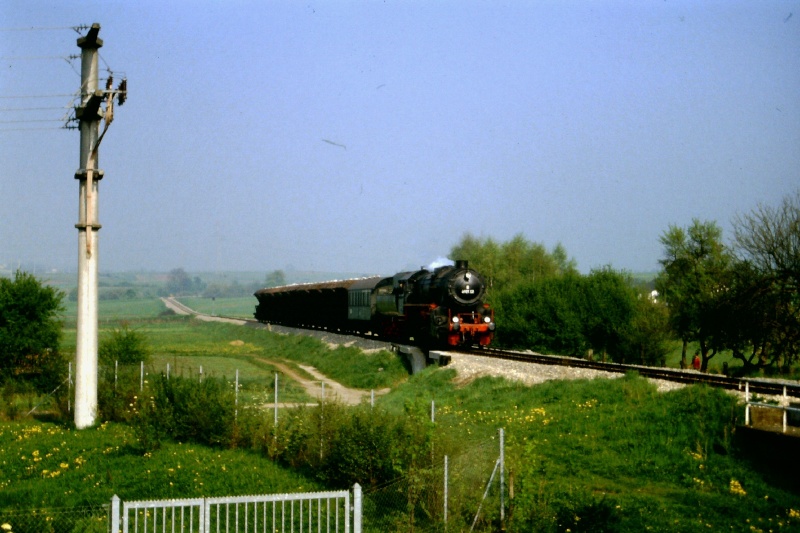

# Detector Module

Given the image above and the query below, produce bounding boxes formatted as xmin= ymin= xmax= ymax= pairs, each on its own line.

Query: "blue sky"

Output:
xmin=2 ymin=1 xmax=798 ymax=276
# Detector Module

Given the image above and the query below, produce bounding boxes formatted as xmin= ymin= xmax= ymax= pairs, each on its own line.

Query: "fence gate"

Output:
xmin=110 ymin=485 xmax=361 ymax=533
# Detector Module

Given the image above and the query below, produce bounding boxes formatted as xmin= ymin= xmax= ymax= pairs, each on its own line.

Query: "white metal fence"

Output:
xmin=109 ymin=485 xmax=361 ymax=533
xmin=743 ymin=381 xmax=800 ymax=433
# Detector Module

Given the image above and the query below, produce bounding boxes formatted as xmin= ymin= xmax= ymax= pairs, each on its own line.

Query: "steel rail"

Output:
xmin=465 ymin=347 xmax=800 ymax=399
xmin=173 ymin=299 xmax=800 ymax=400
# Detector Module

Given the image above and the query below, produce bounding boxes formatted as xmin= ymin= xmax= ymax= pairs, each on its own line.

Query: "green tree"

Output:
xmin=620 ymin=290 xmax=670 ymax=366
xmin=494 ymin=272 xmax=586 ymax=354
xmin=727 ymin=192 xmax=800 ymax=372
xmin=582 ymin=268 xmax=638 ymax=361
xmin=264 ymin=270 xmax=286 ymax=288
xmin=449 ymin=233 xmax=576 ymax=296
xmin=165 ymin=268 xmax=194 ymax=295
xmin=0 ymin=271 xmax=66 ymax=392
xmin=655 ymin=220 xmax=733 ymax=371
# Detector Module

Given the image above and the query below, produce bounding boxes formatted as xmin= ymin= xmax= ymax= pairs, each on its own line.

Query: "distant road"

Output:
xmin=160 ymin=297 xmax=247 ymax=325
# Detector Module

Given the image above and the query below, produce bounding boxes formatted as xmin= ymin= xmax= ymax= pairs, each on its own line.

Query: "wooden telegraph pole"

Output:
xmin=73 ymin=23 xmax=125 ymax=428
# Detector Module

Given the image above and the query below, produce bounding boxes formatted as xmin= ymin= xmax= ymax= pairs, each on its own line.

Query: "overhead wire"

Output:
xmin=0 ymin=25 xmax=89 ymax=32
xmin=0 ymin=23 xmax=118 ymax=131
xmin=0 ymin=106 xmax=68 ymax=112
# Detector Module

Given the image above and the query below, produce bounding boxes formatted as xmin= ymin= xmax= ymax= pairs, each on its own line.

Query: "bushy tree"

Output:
xmin=655 ymin=220 xmax=733 ymax=370
xmin=264 ymin=269 xmax=286 ymax=288
xmin=494 ymin=272 xmax=586 ymax=354
xmin=727 ymin=192 xmax=800 ymax=372
xmin=494 ymin=267 xmax=666 ymax=362
xmin=164 ymin=268 xmax=205 ymax=295
xmin=0 ymin=271 xmax=66 ymax=392
xmin=449 ymin=233 xmax=576 ymax=296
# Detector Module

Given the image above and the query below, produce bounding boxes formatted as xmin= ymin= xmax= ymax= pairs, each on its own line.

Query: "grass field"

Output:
xmin=5 ymin=295 xmax=798 ymax=531
xmin=60 ymin=298 xmax=169 ymax=325
xmin=60 ymin=301 xmax=408 ymax=407
xmin=3 ymin=370 xmax=799 ymax=531
xmin=177 ymin=296 xmax=257 ymax=318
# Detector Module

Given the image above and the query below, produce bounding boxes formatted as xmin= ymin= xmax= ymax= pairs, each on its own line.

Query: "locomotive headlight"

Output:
xmin=483 ymin=316 xmax=491 ymax=323
xmin=452 ymin=316 xmax=460 ymax=323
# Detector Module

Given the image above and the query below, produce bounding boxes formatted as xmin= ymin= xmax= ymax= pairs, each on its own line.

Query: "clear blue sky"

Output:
xmin=2 ymin=1 xmax=798 ymax=276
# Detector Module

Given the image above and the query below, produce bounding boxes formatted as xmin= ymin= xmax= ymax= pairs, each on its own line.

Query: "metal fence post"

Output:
xmin=500 ymin=428 xmax=505 ymax=525
xmin=110 ymin=494 xmax=120 ymax=533
xmin=783 ymin=386 xmax=788 ymax=433
xmin=353 ymin=483 xmax=362 ymax=533
xmin=745 ymin=381 xmax=750 ymax=425
xmin=68 ymin=362 xmax=72 ymax=413
xmin=235 ymin=369 xmax=239 ymax=422
xmin=444 ymin=455 xmax=449 ymax=529
xmin=114 ymin=360 xmax=118 ymax=391
xmin=274 ymin=373 xmax=279 ymax=426
xmin=140 ymin=361 xmax=144 ymax=392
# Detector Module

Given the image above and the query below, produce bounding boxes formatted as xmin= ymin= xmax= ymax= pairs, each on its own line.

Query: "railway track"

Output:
xmin=165 ymin=298 xmax=800 ymax=400
xmin=465 ymin=347 xmax=800 ymax=399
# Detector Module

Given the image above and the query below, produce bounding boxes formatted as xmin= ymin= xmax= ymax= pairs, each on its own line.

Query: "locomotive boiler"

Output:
xmin=254 ymin=260 xmax=495 ymax=348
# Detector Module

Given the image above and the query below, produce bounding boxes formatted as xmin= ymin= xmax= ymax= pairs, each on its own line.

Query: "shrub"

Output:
xmin=132 ymin=374 xmax=236 ymax=452
xmin=98 ymin=325 xmax=150 ymax=366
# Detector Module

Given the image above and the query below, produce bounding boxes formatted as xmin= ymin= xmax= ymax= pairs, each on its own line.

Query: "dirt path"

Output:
xmin=161 ymin=297 xmax=391 ymax=406
xmin=256 ymin=357 xmax=388 ymax=406
xmin=161 ymin=297 xmax=247 ymax=325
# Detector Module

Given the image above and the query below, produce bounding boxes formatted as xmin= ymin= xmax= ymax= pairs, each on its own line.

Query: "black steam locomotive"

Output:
xmin=254 ymin=260 xmax=495 ymax=348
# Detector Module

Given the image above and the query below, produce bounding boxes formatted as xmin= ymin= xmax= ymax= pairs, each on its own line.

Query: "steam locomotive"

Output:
xmin=254 ymin=260 xmax=495 ymax=348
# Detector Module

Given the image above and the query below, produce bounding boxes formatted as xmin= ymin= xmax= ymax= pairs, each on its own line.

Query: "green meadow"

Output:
xmin=1 ymin=296 xmax=798 ymax=532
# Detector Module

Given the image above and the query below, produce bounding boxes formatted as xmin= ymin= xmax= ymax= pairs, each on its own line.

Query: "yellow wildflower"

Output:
xmin=730 ymin=479 xmax=747 ymax=497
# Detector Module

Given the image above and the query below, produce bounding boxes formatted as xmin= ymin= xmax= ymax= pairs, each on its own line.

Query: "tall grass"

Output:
xmin=6 ymin=299 xmax=797 ymax=531
xmin=374 ymin=369 xmax=800 ymax=532
xmin=0 ymin=421 xmax=320 ymax=510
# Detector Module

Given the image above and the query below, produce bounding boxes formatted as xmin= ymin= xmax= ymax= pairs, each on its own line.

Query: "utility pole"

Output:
xmin=73 ymin=23 xmax=126 ymax=429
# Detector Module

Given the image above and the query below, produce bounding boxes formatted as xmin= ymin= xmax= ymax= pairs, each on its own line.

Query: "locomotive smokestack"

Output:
xmin=456 ymin=260 xmax=468 ymax=269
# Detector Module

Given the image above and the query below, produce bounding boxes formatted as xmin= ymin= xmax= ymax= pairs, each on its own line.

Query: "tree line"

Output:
xmin=450 ymin=235 xmax=669 ymax=366
xmin=656 ymin=192 xmax=799 ymax=374
xmin=163 ymin=268 xmax=286 ymax=298
xmin=451 ymin=191 xmax=799 ymax=375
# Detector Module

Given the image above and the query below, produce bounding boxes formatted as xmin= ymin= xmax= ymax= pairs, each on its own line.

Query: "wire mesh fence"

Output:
xmin=363 ymin=436 xmax=504 ymax=533
xmin=0 ymin=503 xmax=108 ymax=533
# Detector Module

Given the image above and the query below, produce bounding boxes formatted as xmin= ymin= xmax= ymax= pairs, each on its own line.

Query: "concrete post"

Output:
xmin=353 ymin=483 xmax=362 ymax=533
xmin=74 ymin=23 xmax=103 ymax=429
xmin=110 ymin=494 xmax=120 ymax=533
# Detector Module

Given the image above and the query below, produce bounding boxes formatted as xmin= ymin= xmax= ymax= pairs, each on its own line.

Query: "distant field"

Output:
xmin=178 ymin=296 xmax=256 ymax=318
xmin=61 ymin=298 xmax=168 ymax=325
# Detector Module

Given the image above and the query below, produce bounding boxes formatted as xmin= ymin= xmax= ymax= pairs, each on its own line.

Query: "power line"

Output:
xmin=0 ymin=94 xmax=76 ymax=99
xmin=0 ymin=118 xmax=66 ymax=123
xmin=0 ymin=126 xmax=69 ymax=132
xmin=0 ymin=55 xmax=72 ymax=60
xmin=0 ymin=106 xmax=68 ymax=112
xmin=0 ymin=25 xmax=89 ymax=32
